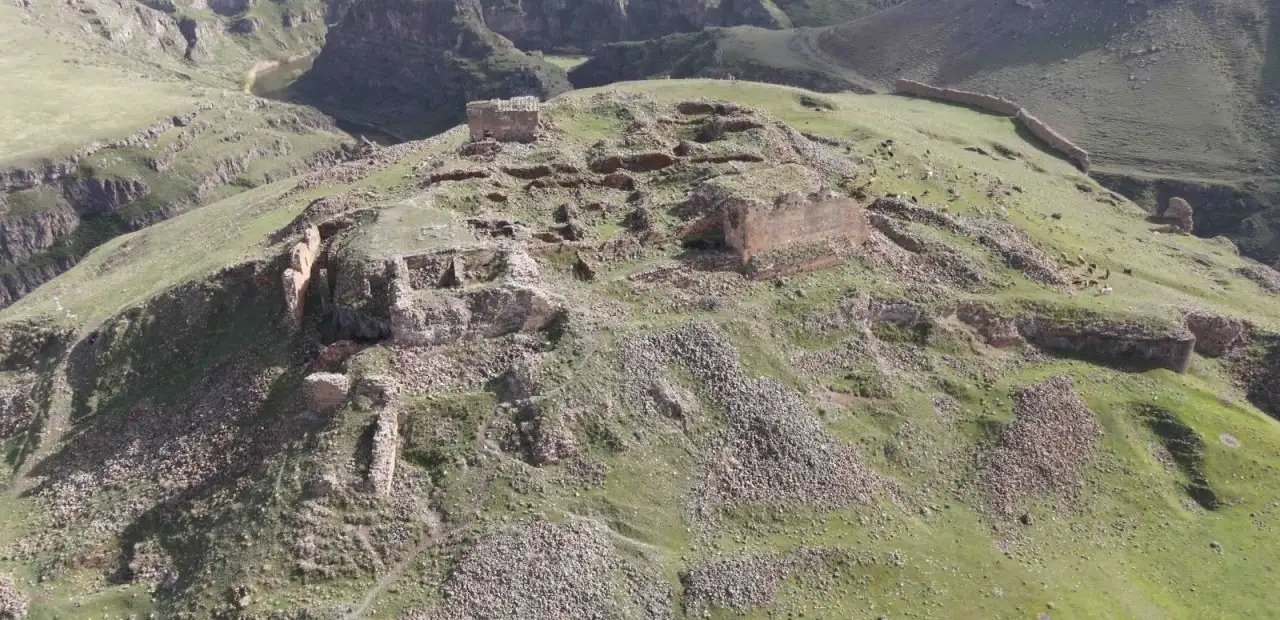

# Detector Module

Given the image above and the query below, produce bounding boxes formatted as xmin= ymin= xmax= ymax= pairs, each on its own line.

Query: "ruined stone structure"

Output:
xmin=894 ymin=79 xmax=1021 ymax=116
xmin=367 ymin=407 xmax=399 ymax=496
xmin=1183 ymin=312 xmax=1243 ymax=357
xmin=467 ymin=96 xmax=540 ymax=143
xmin=723 ymin=188 xmax=869 ymax=264
xmin=304 ymin=372 xmax=350 ymax=414
xmin=282 ymin=224 xmax=321 ymax=328
xmin=895 ymin=79 xmax=1091 ymax=172
xmin=1019 ymin=317 xmax=1194 ymax=373
xmin=1164 ymin=196 xmax=1194 ymax=233
xmin=1014 ymin=109 xmax=1091 ymax=173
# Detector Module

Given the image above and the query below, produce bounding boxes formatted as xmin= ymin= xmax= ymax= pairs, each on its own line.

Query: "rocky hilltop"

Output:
xmin=2 ymin=81 xmax=1280 ymax=617
xmin=569 ymin=0 xmax=1280 ymax=263
xmin=297 ymin=0 xmax=573 ymax=138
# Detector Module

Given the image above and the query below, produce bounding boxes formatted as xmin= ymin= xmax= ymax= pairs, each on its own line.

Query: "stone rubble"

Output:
xmin=0 ymin=573 xmax=26 ymax=619
xmin=618 ymin=323 xmax=884 ymax=529
xmin=981 ymin=375 xmax=1101 ymax=516
xmin=410 ymin=519 xmax=671 ymax=620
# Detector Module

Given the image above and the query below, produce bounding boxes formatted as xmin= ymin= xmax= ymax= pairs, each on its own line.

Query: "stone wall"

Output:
xmin=281 ymin=224 xmax=321 ymax=328
xmin=1019 ymin=317 xmax=1194 ymax=373
xmin=894 ymin=79 xmax=1091 ymax=172
xmin=894 ymin=79 xmax=1021 ymax=116
xmin=467 ymin=96 xmax=540 ymax=143
xmin=1014 ymin=109 xmax=1091 ymax=172
xmin=723 ymin=188 xmax=869 ymax=264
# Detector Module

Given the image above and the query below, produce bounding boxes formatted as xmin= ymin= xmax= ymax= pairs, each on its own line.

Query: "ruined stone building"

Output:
xmin=467 ymin=96 xmax=540 ymax=143
xmin=723 ymin=188 xmax=869 ymax=264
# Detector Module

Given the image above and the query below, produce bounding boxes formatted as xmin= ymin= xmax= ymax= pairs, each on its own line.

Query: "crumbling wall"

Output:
xmin=894 ymin=79 xmax=1091 ymax=172
xmin=723 ymin=189 xmax=869 ymax=263
xmin=367 ymin=406 xmax=399 ymax=495
xmin=466 ymin=96 xmax=540 ymax=143
xmin=894 ymin=79 xmax=1021 ymax=116
xmin=1014 ymin=109 xmax=1091 ymax=172
xmin=281 ymin=224 xmax=321 ymax=328
xmin=1019 ymin=317 xmax=1194 ymax=373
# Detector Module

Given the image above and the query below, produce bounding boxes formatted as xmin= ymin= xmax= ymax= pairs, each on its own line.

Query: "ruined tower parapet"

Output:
xmin=466 ymin=96 xmax=540 ymax=143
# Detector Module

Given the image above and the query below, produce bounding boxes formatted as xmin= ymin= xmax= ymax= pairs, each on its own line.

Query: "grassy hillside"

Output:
xmin=571 ymin=0 xmax=1280 ymax=262
xmin=1 ymin=80 xmax=1279 ymax=618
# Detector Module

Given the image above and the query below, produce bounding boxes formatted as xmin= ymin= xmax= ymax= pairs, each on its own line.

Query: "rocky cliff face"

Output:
xmin=300 ymin=0 xmax=571 ymax=138
xmin=481 ymin=0 xmax=790 ymax=52
xmin=0 ymin=98 xmax=351 ymax=310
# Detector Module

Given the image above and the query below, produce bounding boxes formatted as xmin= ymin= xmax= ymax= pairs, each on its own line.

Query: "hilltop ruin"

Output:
xmin=467 ymin=96 xmax=541 ymax=143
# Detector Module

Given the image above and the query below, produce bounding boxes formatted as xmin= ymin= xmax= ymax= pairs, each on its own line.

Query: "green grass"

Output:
xmin=4 ymin=78 xmax=1280 ymax=618
xmin=542 ymin=54 xmax=590 ymax=71
xmin=0 ymin=6 xmax=205 ymax=168
xmin=1 ymin=187 xmax=65 ymax=219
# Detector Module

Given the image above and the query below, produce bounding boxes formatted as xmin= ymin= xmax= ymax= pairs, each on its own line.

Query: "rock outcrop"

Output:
xmin=298 ymin=0 xmax=571 ymax=138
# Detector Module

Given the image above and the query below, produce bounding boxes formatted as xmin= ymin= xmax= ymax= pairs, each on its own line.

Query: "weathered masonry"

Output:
xmin=466 ymin=96 xmax=540 ymax=143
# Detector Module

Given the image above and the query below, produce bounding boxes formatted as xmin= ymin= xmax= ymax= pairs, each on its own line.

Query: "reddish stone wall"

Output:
xmin=723 ymin=190 xmax=869 ymax=263
xmin=894 ymin=79 xmax=1091 ymax=172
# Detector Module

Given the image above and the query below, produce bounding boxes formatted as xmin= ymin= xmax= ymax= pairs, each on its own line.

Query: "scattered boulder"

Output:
xmin=1164 ymin=197 xmax=1194 ymax=233
xmin=304 ymin=372 xmax=350 ymax=414
xmin=228 ymin=16 xmax=263 ymax=34
xmin=312 ymin=340 xmax=362 ymax=372
xmin=573 ymin=252 xmax=598 ymax=281
xmin=1183 ymin=312 xmax=1244 ymax=357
